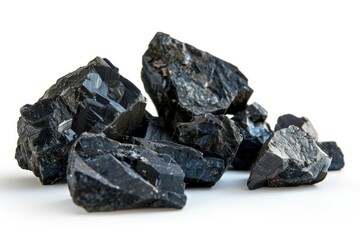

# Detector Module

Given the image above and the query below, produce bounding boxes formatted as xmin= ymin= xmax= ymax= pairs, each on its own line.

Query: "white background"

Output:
xmin=1 ymin=1 xmax=359 ymax=239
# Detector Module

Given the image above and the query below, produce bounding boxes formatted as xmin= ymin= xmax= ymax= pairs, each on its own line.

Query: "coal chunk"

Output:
xmin=173 ymin=113 xmax=242 ymax=166
xmin=67 ymin=133 xmax=186 ymax=212
xmin=118 ymin=136 xmax=226 ymax=187
xmin=41 ymin=57 xmax=146 ymax=138
xmin=142 ymin=32 xmax=253 ymax=125
xmin=318 ymin=141 xmax=345 ymax=170
xmin=231 ymin=103 xmax=272 ymax=170
xmin=275 ymin=114 xmax=318 ymax=140
xmin=15 ymin=57 xmax=146 ymax=184
xmin=15 ymin=98 xmax=76 ymax=184
xmin=248 ymin=125 xmax=331 ymax=190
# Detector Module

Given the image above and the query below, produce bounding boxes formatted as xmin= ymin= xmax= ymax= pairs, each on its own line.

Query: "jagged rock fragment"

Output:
xmin=318 ymin=141 xmax=345 ymax=170
xmin=118 ymin=136 xmax=226 ymax=187
xmin=67 ymin=133 xmax=186 ymax=212
xmin=15 ymin=57 xmax=146 ymax=184
xmin=248 ymin=125 xmax=331 ymax=190
xmin=275 ymin=114 xmax=318 ymax=140
xmin=173 ymin=113 xmax=242 ymax=166
xmin=15 ymin=98 xmax=76 ymax=184
xmin=231 ymin=103 xmax=272 ymax=170
xmin=142 ymin=32 xmax=253 ymax=125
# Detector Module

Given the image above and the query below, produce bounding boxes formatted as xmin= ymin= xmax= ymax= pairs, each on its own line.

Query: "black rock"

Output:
xmin=41 ymin=57 xmax=146 ymax=138
xmin=15 ymin=57 xmax=146 ymax=184
xmin=67 ymin=133 xmax=187 ymax=212
xmin=173 ymin=113 xmax=242 ymax=167
xmin=238 ymin=102 xmax=268 ymax=123
xmin=118 ymin=136 xmax=226 ymax=187
xmin=142 ymin=32 xmax=253 ymax=125
xmin=248 ymin=125 xmax=331 ymax=190
xmin=231 ymin=103 xmax=272 ymax=170
xmin=275 ymin=114 xmax=318 ymax=140
xmin=144 ymin=114 xmax=173 ymax=141
xmin=15 ymin=98 xmax=76 ymax=184
xmin=318 ymin=141 xmax=345 ymax=170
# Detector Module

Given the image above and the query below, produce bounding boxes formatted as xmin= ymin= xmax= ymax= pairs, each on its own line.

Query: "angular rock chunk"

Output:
xmin=173 ymin=113 xmax=242 ymax=166
xmin=67 ymin=133 xmax=186 ymax=212
xmin=239 ymin=102 xmax=268 ymax=123
xmin=142 ymin=32 xmax=253 ymax=125
xmin=318 ymin=141 xmax=345 ymax=170
xmin=248 ymin=125 xmax=331 ymax=190
xmin=41 ymin=57 xmax=146 ymax=138
xmin=231 ymin=103 xmax=272 ymax=170
xmin=15 ymin=98 xmax=76 ymax=184
xmin=15 ymin=57 xmax=146 ymax=184
xmin=118 ymin=136 xmax=226 ymax=187
xmin=275 ymin=114 xmax=318 ymax=140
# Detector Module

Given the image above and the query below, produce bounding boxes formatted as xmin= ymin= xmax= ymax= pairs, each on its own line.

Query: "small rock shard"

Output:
xmin=275 ymin=114 xmax=318 ymax=140
xmin=67 ymin=133 xmax=187 ymax=212
xmin=15 ymin=57 xmax=146 ymax=184
xmin=318 ymin=141 xmax=345 ymax=170
xmin=231 ymin=103 xmax=272 ymax=170
xmin=173 ymin=113 xmax=242 ymax=166
xmin=118 ymin=136 xmax=226 ymax=187
xmin=248 ymin=125 xmax=331 ymax=190
xmin=142 ymin=32 xmax=253 ymax=125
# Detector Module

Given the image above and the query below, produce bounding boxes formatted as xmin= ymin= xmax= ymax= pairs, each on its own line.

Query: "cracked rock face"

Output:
xmin=318 ymin=141 xmax=345 ymax=170
xmin=231 ymin=103 xmax=272 ymax=170
xmin=275 ymin=114 xmax=318 ymax=140
xmin=142 ymin=32 xmax=253 ymax=125
xmin=67 ymin=133 xmax=186 ymax=212
xmin=15 ymin=98 xmax=76 ymax=184
xmin=248 ymin=125 xmax=331 ymax=190
xmin=118 ymin=136 xmax=226 ymax=187
xmin=15 ymin=57 xmax=146 ymax=184
xmin=173 ymin=113 xmax=242 ymax=166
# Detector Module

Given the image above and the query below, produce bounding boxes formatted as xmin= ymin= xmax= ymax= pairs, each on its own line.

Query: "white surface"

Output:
xmin=1 ymin=1 xmax=359 ymax=239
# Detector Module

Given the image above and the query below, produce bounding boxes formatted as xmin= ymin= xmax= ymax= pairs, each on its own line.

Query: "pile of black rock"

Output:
xmin=15 ymin=32 xmax=344 ymax=212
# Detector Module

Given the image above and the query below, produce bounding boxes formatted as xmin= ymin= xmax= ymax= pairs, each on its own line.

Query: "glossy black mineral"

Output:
xmin=173 ymin=113 xmax=242 ymax=167
xmin=248 ymin=125 xmax=331 ymax=190
xmin=142 ymin=32 xmax=253 ymax=125
xmin=318 ymin=141 xmax=345 ymax=170
xmin=67 ymin=133 xmax=186 ymax=212
xmin=118 ymin=136 xmax=226 ymax=187
xmin=231 ymin=103 xmax=272 ymax=170
xmin=275 ymin=114 xmax=318 ymax=140
xmin=15 ymin=98 xmax=76 ymax=184
xmin=15 ymin=57 xmax=146 ymax=184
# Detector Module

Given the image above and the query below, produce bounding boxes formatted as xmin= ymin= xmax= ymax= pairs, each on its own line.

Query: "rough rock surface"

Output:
xmin=318 ymin=141 xmax=345 ymax=170
xmin=142 ymin=32 xmax=253 ymax=125
xmin=248 ymin=125 xmax=331 ymax=190
xmin=118 ymin=136 xmax=226 ymax=187
xmin=15 ymin=98 xmax=76 ymax=184
xmin=173 ymin=113 xmax=242 ymax=166
xmin=15 ymin=57 xmax=146 ymax=184
xmin=275 ymin=114 xmax=318 ymax=140
xmin=67 ymin=133 xmax=186 ymax=212
xmin=231 ymin=103 xmax=272 ymax=170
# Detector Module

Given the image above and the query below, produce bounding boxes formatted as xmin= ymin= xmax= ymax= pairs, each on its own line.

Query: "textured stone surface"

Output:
xmin=67 ymin=133 xmax=186 ymax=212
xmin=173 ymin=113 xmax=242 ymax=166
xmin=231 ymin=103 xmax=272 ymax=170
xmin=15 ymin=57 xmax=146 ymax=184
xmin=142 ymin=32 xmax=253 ymax=125
xmin=118 ymin=136 xmax=226 ymax=187
xmin=15 ymin=98 xmax=76 ymax=184
xmin=41 ymin=57 xmax=146 ymax=138
xmin=275 ymin=114 xmax=318 ymax=140
xmin=248 ymin=126 xmax=331 ymax=190
xmin=318 ymin=141 xmax=345 ymax=170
